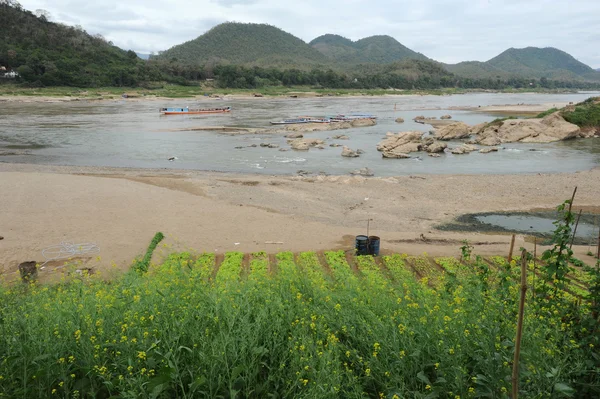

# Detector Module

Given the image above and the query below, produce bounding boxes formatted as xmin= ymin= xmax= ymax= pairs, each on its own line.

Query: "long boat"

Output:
xmin=160 ymin=106 xmax=231 ymax=115
xmin=270 ymin=117 xmax=330 ymax=125
xmin=330 ymin=113 xmax=377 ymax=122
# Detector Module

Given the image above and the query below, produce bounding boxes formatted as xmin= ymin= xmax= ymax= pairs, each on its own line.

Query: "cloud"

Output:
xmin=17 ymin=0 xmax=600 ymax=67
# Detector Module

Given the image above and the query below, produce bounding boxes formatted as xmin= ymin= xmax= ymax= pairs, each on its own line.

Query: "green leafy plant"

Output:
xmin=132 ymin=232 xmax=165 ymax=274
xmin=541 ymin=200 xmax=575 ymax=292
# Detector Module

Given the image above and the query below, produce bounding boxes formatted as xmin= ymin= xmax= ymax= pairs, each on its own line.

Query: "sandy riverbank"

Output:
xmin=2 ymin=163 xmax=599 ymax=280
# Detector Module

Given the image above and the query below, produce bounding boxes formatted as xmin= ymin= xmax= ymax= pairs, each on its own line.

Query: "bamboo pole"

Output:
xmin=533 ymin=238 xmax=537 ymax=299
xmin=568 ymin=186 xmax=577 ymax=214
xmin=597 ymin=227 xmax=600 ymax=260
xmin=508 ymin=234 xmax=516 ymax=263
xmin=569 ymin=209 xmax=583 ymax=249
xmin=512 ymin=249 xmax=528 ymax=399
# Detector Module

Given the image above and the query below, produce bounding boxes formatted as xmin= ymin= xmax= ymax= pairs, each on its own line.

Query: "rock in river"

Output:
xmin=341 ymin=146 xmax=360 ymax=157
xmin=395 ymin=117 xmax=405 ymax=123
xmin=350 ymin=167 xmax=375 ymax=177
xmin=434 ymin=122 xmax=471 ymax=140
xmin=476 ymin=112 xmax=581 ymax=146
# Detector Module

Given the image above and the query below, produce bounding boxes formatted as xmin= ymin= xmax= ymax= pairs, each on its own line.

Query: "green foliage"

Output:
xmin=536 ymin=107 xmax=559 ymax=118
xmin=541 ymin=200 xmax=575 ymax=291
xmin=562 ymin=97 xmax=600 ymax=127
xmin=132 ymin=232 xmax=165 ymax=274
xmin=1 ymin=250 xmax=599 ymax=397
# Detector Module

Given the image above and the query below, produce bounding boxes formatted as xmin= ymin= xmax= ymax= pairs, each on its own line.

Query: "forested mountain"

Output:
xmin=2 ymin=1 xmax=599 ymax=90
xmin=0 ymin=0 xmax=155 ymax=86
xmin=310 ymin=34 xmax=429 ymax=64
xmin=154 ymin=22 xmax=329 ymax=69
xmin=448 ymin=47 xmax=600 ymax=82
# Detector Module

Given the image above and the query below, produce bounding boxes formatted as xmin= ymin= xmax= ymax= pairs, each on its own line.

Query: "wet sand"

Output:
xmin=2 ymin=163 xmax=599 ymax=280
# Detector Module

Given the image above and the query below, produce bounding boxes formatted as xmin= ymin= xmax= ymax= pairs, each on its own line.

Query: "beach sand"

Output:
xmin=2 ymin=163 xmax=599 ymax=280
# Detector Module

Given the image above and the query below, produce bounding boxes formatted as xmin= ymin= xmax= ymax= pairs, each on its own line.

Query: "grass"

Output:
xmin=562 ymin=97 xmax=600 ymax=127
xmin=1 ymin=250 xmax=598 ymax=398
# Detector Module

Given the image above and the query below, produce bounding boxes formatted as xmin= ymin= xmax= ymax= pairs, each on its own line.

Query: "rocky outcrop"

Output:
xmin=434 ymin=122 xmax=471 ymax=140
xmin=342 ymin=147 xmax=359 ymax=156
xmin=395 ymin=117 xmax=405 ymax=123
xmin=382 ymin=150 xmax=411 ymax=159
xmin=332 ymin=134 xmax=349 ymax=140
xmin=341 ymin=146 xmax=360 ymax=157
xmin=377 ymin=131 xmax=424 ymax=153
xmin=479 ymin=147 xmax=499 ymax=154
xmin=425 ymin=141 xmax=447 ymax=153
xmin=290 ymin=138 xmax=324 ymax=150
xmin=470 ymin=123 xmax=487 ymax=135
xmin=350 ymin=167 xmax=374 ymax=177
xmin=451 ymin=144 xmax=478 ymax=154
xmin=476 ymin=112 xmax=581 ymax=146
xmin=351 ymin=118 xmax=376 ymax=127
xmin=440 ymin=115 xmax=452 ymax=120
xmin=428 ymin=153 xmax=442 ymax=158
xmin=285 ymin=132 xmax=304 ymax=139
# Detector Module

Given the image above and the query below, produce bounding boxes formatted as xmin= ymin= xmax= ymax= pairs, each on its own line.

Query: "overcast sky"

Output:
xmin=18 ymin=0 xmax=600 ymax=67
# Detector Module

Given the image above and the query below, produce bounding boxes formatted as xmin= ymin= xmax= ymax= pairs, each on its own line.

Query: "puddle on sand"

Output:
xmin=440 ymin=211 xmax=600 ymax=245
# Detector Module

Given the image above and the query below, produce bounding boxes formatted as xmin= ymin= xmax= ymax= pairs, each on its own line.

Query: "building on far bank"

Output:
xmin=0 ymin=70 xmax=19 ymax=78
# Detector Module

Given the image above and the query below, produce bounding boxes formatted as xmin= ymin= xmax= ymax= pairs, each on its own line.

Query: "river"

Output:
xmin=1 ymin=92 xmax=599 ymax=176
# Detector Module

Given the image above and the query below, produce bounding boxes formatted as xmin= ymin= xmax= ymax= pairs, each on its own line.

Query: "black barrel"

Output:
xmin=368 ymin=236 xmax=381 ymax=256
xmin=355 ymin=235 xmax=369 ymax=256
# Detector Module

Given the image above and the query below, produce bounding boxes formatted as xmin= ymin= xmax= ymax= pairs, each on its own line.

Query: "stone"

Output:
xmin=440 ymin=114 xmax=452 ymax=119
xmin=434 ymin=122 xmax=471 ymax=140
xmin=479 ymin=147 xmax=499 ymax=154
xmin=428 ymin=153 xmax=442 ymax=157
xmin=332 ymin=134 xmax=350 ymax=140
xmin=451 ymin=144 xmax=478 ymax=155
xmin=278 ymin=148 xmax=289 ymax=152
xmin=341 ymin=146 xmax=360 ymax=157
xmin=425 ymin=141 xmax=447 ymax=153
xmin=290 ymin=138 xmax=325 ymax=150
xmin=376 ymin=131 xmax=424 ymax=153
xmin=382 ymin=150 xmax=411 ymax=159
xmin=268 ymin=144 xmax=279 ymax=148
xmin=395 ymin=117 xmax=405 ymax=123
xmin=260 ymin=143 xmax=270 ymax=147
xmin=329 ymin=143 xmax=343 ymax=147
xmin=476 ymin=112 xmax=581 ymax=145
xmin=284 ymin=132 xmax=304 ymax=139
xmin=351 ymin=118 xmax=376 ymax=127
xmin=350 ymin=167 xmax=375 ymax=177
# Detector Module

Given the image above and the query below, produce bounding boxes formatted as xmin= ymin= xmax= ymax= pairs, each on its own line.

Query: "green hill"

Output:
xmin=448 ymin=47 xmax=600 ymax=82
xmin=154 ymin=22 xmax=329 ymax=69
xmin=0 ymin=1 xmax=147 ymax=86
xmin=444 ymin=61 xmax=510 ymax=79
xmin=310 ymin=34 xmax=429 ymax=64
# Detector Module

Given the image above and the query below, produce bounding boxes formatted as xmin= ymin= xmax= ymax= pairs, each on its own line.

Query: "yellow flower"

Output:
xmin=449 ymin=348 xmax=455 ymax=355
xmin=58 ymin=382 xmax=64 ymax=387
xmin=52 ymin=389 xmax=57 ymax=394
xmin=365 ymin=368 xmax=371 ymax=376
xmin=468 ymin=387 xmax=475 ymax=393
xmin=425 ymin=384 xmax=431 ymax=390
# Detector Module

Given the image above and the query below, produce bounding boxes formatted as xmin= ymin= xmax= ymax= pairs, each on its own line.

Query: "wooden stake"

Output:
xmin=533 ymin=238 xmax=537 ymax=299
xmin=568 ymin=186 xmax=577 ymax=214
xmin=508 ymin=234 xmax=516 ymax=263
xmin=597 ymin=227 xmax=600 ymax=260
xmin=512 ymin=249 xmax=528 ymax=399
xmin=569 ymin=209 xmax=583 ymax=249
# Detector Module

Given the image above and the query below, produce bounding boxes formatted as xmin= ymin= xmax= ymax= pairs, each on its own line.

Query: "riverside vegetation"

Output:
xmin=1 ymin=201 xmax=599 ymax=398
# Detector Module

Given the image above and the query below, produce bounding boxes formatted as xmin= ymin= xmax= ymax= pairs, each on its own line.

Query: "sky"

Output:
xmin=17 ymin=0 xmax=600 ymax=68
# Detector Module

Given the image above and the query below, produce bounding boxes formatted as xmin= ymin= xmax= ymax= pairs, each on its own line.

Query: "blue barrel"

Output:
xmin=355 ymin=235 xmax=369 ymax=255
xmin=368 ymin=236 xmax=381 ymax=256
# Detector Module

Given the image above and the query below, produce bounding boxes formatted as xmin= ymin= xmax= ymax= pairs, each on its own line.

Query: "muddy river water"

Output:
xmin=1 ymin=92 xmax=599 ymax=176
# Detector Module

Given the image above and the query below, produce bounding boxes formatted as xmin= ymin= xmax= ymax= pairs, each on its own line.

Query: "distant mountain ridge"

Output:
xmin=155 ymin=22 xmax=600 ymax=82
xmin=154 ymin=22 xmax=328 ymax=69
xmin=309 ymin=34 xmax=429 ymax=64
xmin=448 ymin=47 xmax=600 ymax=82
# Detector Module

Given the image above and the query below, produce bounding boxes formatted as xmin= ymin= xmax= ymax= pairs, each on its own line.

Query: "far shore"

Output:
xmin=0 ymin=85 xmax=590 ymax=105
xmin=1 ymin=162 xmax=599 ymax=282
